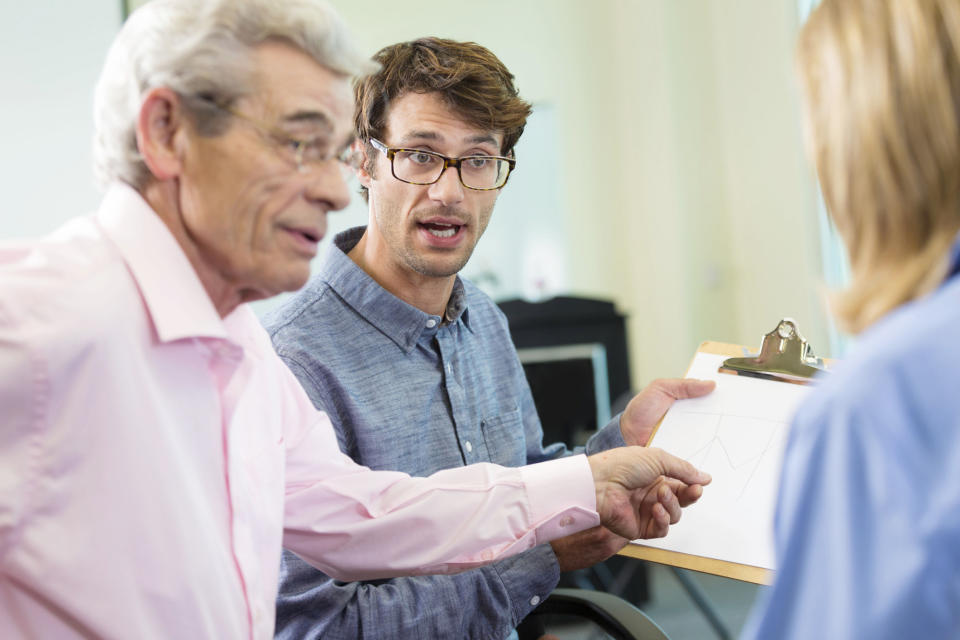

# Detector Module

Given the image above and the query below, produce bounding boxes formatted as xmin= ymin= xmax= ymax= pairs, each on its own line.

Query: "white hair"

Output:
xmin=92 ymin=0 xmax=376 ymax=189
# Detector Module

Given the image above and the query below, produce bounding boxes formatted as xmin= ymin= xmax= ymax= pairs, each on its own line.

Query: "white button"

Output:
xmin=559 ymin=516 xmax=575 ymax=527
xmin=426 ymin=318 xmax=437 ymax=328
xmin=530 ymin=595 xmax=541 ymax=606
xmin=464 ymin=440 xmax=473 ymax=453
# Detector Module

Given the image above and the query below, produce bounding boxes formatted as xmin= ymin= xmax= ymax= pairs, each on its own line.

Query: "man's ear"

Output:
xmin=353 ymin=139 xmax=373 ymax=189
xmin=136 ymin=87 xmax=188 ymax=182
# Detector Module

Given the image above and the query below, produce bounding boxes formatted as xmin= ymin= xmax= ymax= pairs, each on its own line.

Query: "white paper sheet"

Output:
xmin=633 ymin=352 xmax=812 ymax=570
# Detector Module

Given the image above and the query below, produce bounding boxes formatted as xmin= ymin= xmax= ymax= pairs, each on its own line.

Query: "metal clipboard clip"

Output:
xmin=719 ymin=318 xmax=827 ymax=385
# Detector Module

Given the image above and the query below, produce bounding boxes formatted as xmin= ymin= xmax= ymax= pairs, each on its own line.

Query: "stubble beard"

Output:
xmin=378 ymin=203 xmax=493 ymax=279
xmin=400 ymin=245 xmax=473 ymax=278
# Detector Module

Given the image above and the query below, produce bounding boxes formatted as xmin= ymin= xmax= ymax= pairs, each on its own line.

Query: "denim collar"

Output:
xmin=319 ymin=226 xmax=472 ymax=353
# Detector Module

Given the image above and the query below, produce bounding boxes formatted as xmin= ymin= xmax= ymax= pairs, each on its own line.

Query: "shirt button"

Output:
xmin=559 ymin=516 xmax=575 ymax=527
xmin=530 ymin=595 xmax=541 ymax=606
xmin=426 ymin=318 xmax=437 ymax=328
xmin=482 ymin=550 xmax=494 ymax=561
xmin=464 ymin=440 xmax=473 ymax=453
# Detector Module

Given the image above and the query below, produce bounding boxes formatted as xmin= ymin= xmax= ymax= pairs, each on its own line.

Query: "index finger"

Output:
xmin=658 ymin=477 xmax=705 ymax=508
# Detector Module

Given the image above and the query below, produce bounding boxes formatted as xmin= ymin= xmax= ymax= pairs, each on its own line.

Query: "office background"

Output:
xmin=0 ymin=0 xmax=837 ymax=389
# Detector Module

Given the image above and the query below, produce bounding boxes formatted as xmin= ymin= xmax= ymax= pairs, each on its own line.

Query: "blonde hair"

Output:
xmin=93 ymin=0 xmax=375 ymax=190
xmin=797 ymin=0 xmax=960 ymax=333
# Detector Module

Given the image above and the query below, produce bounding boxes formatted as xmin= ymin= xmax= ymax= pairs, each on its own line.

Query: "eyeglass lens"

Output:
xmin=392 ymin=150 xmax=509 ymax=189
xmin=293 ymin=141 xmax=357 ymax=177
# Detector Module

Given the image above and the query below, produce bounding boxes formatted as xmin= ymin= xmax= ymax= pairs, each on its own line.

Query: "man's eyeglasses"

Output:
xmin=196 ymin=97 xmax=358 ymax=175
xmin=369 ymin=138 xmax=515 ymax=191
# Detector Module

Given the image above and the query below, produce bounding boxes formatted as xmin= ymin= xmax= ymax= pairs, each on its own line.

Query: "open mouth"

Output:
xmin=419 ymin=222 xmax=462 ymax=239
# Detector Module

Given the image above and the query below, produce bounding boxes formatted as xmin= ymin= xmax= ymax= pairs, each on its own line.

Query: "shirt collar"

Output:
xmin=95 ymin=182 xmax=229 ymax=343
xmin=319 ymin=226 xmax=472 ymax=353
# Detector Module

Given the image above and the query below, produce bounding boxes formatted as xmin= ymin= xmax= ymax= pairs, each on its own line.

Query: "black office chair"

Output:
xmin=517 ymin=588 xmax=670 ymax=640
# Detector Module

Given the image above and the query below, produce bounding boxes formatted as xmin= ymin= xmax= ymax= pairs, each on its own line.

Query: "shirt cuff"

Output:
xmin=521 ymin=455 xmax=599 ymax=545
xmin=492 ymin=543 xmax=561 ymax=625
xmin=585 ymin=412 xmax=627 ymax=455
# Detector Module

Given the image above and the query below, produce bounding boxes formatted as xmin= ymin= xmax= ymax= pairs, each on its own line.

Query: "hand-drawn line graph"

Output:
xmin=636 ymin=352 xmax=810 ymax=570
xmin=654 ymin=409 xmax=789 ymax=501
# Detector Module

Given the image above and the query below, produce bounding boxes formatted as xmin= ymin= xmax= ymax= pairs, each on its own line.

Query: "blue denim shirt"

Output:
xmin=265 ymin=227 xmax=626 ymax=640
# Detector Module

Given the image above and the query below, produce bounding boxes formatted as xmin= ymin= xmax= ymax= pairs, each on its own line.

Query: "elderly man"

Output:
xmin=0 ymin=2 xmax=710 ymax=639
xmin=266 ymin=37 xmax=715 ymax=639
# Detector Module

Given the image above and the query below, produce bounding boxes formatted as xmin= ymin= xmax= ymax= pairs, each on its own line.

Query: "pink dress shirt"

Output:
xmin=0 ymin=184 xmax=600 ymax=639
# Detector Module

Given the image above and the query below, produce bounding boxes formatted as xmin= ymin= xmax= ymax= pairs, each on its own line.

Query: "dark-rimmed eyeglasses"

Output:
xmin=369 ymin=138 xmax=515 ymax=190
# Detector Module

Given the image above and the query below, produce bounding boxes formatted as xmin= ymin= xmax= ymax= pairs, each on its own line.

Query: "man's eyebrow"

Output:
xmin=281 ymin=110 xmax=335 ymax=132
xmin=399 ymin=131 xmax=500 ymax=149
xmin=399 ymin=131 xmax=440 ymax=144
xmin=465 ymin=133 xmax=499 ymax=148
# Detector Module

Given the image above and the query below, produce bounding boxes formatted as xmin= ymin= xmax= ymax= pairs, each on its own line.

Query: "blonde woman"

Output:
xmin=744 ymin=0 xmax=960 ymax=637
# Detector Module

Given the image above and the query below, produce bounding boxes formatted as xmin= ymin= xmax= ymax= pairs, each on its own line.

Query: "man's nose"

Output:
xmin=304 ymin=161 xmax=352 ymax=213
xmin=427 ymin=164 xmax=465 ymax=207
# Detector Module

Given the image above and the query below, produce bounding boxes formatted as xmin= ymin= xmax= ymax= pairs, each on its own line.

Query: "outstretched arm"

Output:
xmin=283 ymin=411 xmax=709 ymax=581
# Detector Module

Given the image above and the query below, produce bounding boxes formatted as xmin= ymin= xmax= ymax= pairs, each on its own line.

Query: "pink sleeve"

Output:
xmin=281 ymin=392 xmax=600 ymax=581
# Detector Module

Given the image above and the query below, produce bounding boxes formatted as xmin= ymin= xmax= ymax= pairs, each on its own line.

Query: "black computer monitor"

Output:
xmin=516 ymin=343 xmax=611 ymax=447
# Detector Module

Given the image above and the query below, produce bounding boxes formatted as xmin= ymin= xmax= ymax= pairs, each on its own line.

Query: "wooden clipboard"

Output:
xmin=618 ymin=319 xmax=828 ymax=585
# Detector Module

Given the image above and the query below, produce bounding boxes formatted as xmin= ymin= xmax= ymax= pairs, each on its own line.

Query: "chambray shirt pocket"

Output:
xmin=479 ymin=406 xmax=527 ymax=467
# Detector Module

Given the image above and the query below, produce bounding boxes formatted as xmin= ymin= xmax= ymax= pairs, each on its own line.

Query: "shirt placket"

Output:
xmin=435 ymin=325 xmax=481 ymax=464
xmin=203 ymin=338 xmax=259 ymax=640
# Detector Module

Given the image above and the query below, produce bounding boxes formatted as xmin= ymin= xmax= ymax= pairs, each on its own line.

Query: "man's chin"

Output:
xmin=410 ymin=260 xmax=469 ymax=279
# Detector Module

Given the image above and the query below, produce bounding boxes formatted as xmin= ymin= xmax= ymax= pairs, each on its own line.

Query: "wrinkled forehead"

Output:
xmin=246 ymin=41 xmax=355 ymax=136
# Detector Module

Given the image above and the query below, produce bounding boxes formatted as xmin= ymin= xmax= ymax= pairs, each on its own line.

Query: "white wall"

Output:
xmin=0 ymin=0 xmax=832 ymax=386
xmin=607 ymin=1 xmax=829 ymax=382
xmin=0 ymin=0 xmax=121 ymax=236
